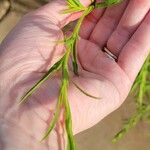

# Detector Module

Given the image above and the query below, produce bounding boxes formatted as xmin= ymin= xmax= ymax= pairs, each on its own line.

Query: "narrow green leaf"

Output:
xmin=72 ymin=81 xmax=101 ymax=99
xmin=19 ymin=56 xmax=64 ymax=104
xmin=71 ymin=37 xmax=78 ymax=76
xmin=130 ymin=79 xmax=141 ymax=94
xmin=64 ymin=0 xmax=86 ymax=14
xmin=40 ymin=77 xmax=71 ymax=141
xmin=67 ymin=0 xmax=84 ymax=8
xmin=63 ymin=7 xmax=85 ymax=14
xmin=41 ymin=91 xmax=62 ymax=141
xmin=69 ymin=7 xmax=94 ymax=75
xmin=105 ymin=0 xmax=123 ymax=5
xmin=136 ymin=56 xmax=150 ymax=106
xmin=95 ymin=0 xmax=123 ymax=8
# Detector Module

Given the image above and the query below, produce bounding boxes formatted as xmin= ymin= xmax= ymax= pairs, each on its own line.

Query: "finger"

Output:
xmin=79 ymin=0 xmax=105 ymax=39
xmin=77 ymin=38 xmax=131 ymax=99
xmin=33 ymin=0 xmax=91 ymax=28
xmin=89 ymin=0 xmax=128 ymax=48
xmin=118 ymin=11 xmax=150 ymax=82
xmin=107 ymin=0 xmax=150 ymax=57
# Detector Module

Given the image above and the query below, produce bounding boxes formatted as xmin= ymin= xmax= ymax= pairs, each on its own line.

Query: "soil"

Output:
xmin=0 ymin=1 xmax=150 ymax=150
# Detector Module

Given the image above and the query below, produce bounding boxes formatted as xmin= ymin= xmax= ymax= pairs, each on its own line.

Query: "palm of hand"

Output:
xmin=0 ymin=0 xmax=149 ymax=143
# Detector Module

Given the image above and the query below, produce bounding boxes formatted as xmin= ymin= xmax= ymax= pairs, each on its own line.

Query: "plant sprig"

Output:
xmin=64 ymin=0 xmax=86 ymax=13
xmin=19 ymin=0 xmax=130 ymax=149
xmin=113 ymin=55 xmax=150 ymax=142
xmin=113 ymin=104 xmax=150 ymax=143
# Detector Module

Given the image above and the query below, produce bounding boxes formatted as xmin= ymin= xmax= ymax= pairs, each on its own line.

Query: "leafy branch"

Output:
xmin=3 ymin=0 xmax=149 ymax=148
xmin=63 ymin=0 xmax=87 ymax=13
xmin=18 ymin=0 xmax=138 ymax=149
xmin=113 ymin=104 xmax=150 ymax=143
xmin=113 ymin=55 xmax=150 ymax=142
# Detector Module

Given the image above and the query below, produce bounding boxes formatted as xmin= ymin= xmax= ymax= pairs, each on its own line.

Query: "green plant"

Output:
xmin=19 ymin=0 xmax=150 ymax=149
xmin=113 ymin=55 xmax=150 ymax=142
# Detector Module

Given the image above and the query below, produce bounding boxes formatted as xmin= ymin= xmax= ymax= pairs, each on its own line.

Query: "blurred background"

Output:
xmin=0 ymin=0 xmax=150 ymax=150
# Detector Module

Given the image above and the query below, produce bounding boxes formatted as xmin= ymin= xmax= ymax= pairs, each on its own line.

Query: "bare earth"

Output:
xmin=0 ymin=1 xmax=150 ymax=150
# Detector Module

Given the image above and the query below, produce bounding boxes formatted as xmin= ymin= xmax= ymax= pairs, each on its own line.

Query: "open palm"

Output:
xmin=0 ymin=0 xmax=150 ymax=147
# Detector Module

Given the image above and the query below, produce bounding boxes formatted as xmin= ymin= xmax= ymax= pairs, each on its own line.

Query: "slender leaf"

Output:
xmin=72 ymin=81 xmax=101 ymax=99
xmin=41 ymin=88 xmax=63 ymax=141
xmin=70 ymin=7 xmax=94 ymax=75
xmin=95 ymin=0 xmax=123 ymax=8
xmin=67 ymin=0 xmax=84 ymax=8
xmin=63 ymin=7 xmax=85 ymax=14
xmin=72 ymin=37 xmax=78 ymax=76
xmin=20 ymin=56 xmax=64 ymax=104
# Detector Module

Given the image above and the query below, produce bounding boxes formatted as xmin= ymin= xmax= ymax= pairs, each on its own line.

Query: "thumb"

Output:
xmin=32 ymin=0 xmax=91 ymax=28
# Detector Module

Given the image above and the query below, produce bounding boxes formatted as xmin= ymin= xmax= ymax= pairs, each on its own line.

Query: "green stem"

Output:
xmin=73 ymin=6 xmax=94 ymax=36
xmin=137 ymin=55 xmax=150 ymax=106
xmin=62 ymin=49 xmax=76 ymax=150
xmin=71 ymin=6 xmax=94 ymax=75
xmin=41 ymin=83 xmax=63 ymax=141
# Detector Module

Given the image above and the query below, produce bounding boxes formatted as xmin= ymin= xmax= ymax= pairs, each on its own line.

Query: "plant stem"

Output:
xmin=113 ymin=54 xmax=150 ymax=142
xmin=62 ymin=49 xmax=76 ymax=150
xmin=70 ymin=6 xmax=94 ymax=75
xmin=137 ymin=55 xmax=150 ymax=106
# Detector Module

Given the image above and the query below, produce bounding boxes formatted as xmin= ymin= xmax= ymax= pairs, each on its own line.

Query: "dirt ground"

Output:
xmin=0 ymin=1 xmax=150 ymax=150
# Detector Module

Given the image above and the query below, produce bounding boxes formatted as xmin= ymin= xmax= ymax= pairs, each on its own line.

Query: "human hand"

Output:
xmin=0 ymin=0 xmax=149 ymax=149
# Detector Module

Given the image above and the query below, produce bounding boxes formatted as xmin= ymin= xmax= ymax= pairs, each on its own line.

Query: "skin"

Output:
xmin=0 ymin=0 xmax=150 ymax=149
